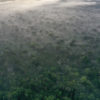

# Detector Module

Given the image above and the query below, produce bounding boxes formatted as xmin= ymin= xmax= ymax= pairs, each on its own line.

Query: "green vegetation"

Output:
xmin=0 ymin=38 xmax=100 ymax=100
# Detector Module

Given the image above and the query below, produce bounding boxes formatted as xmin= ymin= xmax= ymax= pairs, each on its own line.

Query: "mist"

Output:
xmin=0 ymin=0 xmax=99 ymax=46
xmin=0 ymin=0 xmax=100 ymax=99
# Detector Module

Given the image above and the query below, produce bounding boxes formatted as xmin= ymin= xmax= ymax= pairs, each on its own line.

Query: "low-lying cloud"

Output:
xmin=0 ymin=0 xmax=97 ymax=15
xmin=59 ymin=1 xmax=96 ymax=7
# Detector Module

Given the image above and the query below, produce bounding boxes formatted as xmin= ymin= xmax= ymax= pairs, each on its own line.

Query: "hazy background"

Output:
xmin=0 ymin=0 xmax=99 ymax=50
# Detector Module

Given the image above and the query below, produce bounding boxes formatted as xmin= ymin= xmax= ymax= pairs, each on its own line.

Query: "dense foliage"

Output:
xmin=0 ymin=0 xmax=100 ymax=99
xmin=0 ymin=38 xmax=100 ymax=100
